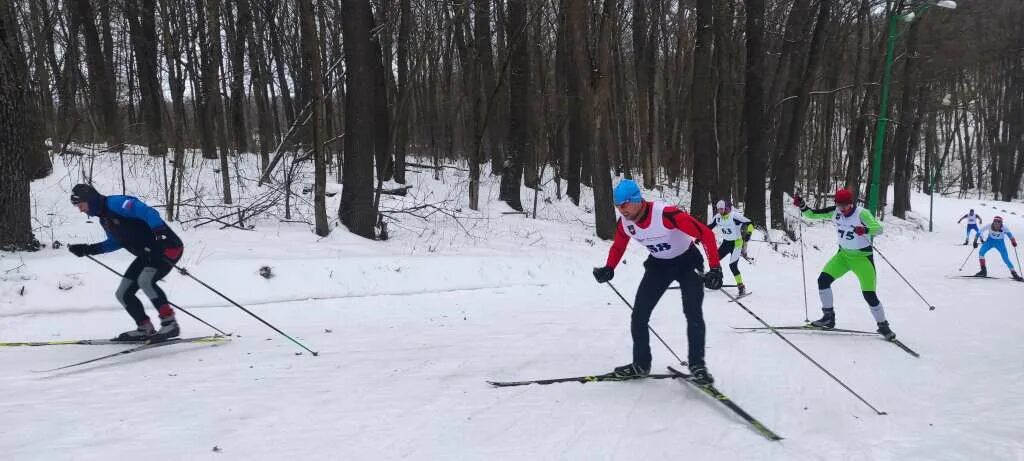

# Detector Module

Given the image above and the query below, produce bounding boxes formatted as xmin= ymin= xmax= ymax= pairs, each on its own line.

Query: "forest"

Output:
xmin=1 ymin=0 xmax=1022 ymax=250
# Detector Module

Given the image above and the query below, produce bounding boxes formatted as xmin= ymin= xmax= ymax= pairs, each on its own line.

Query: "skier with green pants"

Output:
xmin=792 ymin=189 xmax=896 ymax=340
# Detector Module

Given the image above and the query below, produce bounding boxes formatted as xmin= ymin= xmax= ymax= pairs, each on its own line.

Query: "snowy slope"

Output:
xmin=1 ymin=152 xmax=1022 ymax=460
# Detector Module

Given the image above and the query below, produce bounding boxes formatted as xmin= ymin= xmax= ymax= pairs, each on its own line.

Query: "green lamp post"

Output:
xmin=867 ymin=0 xmax=957 ymax=216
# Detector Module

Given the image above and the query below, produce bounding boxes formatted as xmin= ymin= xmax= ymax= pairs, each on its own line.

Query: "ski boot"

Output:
xmin=113 ymin=321 xmax=155 ymax=341
xmin=962 ymin=239 xmax=969 ymax=246
xmin=688 ymin=364 xmax=714 ymax=385
xmin=737 ymin=283 xmax=747 ymax=296
xmin=810 ymin=308 xmax=836 ymax=329
xmin=1012 ymin=271 xmax=1023 ymax=282
xmin=612 ymin=363 xmax=650 ymax=378
xmin=148 ymin=316 xmax=180 ymax=343
xmin=876 ymin=321 xmax=896 ymax=341
xmin=974 ymin=267 xmax=987 ymax=277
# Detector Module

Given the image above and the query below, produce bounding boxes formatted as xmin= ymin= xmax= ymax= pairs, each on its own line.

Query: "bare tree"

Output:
xmin=340 ymin=0 xmax=379 ymax=239
xmin=0 ymin=0 xmax=40 ymax=250
xmin=689 ymin=0 xmax=716 ymax=222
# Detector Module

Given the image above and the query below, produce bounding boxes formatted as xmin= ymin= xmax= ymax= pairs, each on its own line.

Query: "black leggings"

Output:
xmin=116 ymin=253 xmax=179 ymax=324
xmin=717 ymin=240 xmax=741 ymax=276
xmin=630 ymin=248 xmax=707 ymax=369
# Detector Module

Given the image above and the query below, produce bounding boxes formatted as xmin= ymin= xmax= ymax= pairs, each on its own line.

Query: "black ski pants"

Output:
xmin=630 ymin=247 xmax=706 ymax=370
xmin=116 ymin=252 xmax=180 ymax=325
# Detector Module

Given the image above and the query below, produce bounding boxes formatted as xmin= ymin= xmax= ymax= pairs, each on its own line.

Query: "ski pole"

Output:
xmin=1015 ymin=246 xmax=1022 ymax=274
xmin=605 ymin=282 xmax=688 ymax=366
xmin=797 ymin=217 xmax=810 ymax=323
xmin=173 ymin=264 xmax=319 ymax=356
xmin=85 ymin=255 xmax=231 ymax=336
xmin=957 ymin=245 xmax=976 ymax=272
xmin=873 ymin=247 xmax=937 ymax=311
xmin=717 ymin=288 xmax=887 ymax=416
xmin=748 ymin=239 xmax=791 ymax=245
xmin=670 ymin=284 xmax=739 ymax=290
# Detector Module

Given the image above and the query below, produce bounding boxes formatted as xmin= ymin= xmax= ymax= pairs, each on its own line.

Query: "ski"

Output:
xmin=32 ymin=336 xmax=229 ymax=373
xmin=1 ymin=338 xmax=152 ymax=347
xmin=666 ymin=366 xmax=782 ymax=441
xmin=945 ymin=275 xmax=999 ymax=280
xmin=728 ymin=291 xmax=753 ymax=302
xmin=487 ymin=372 xmax=678 ymax=387
xmin=886 ymin=338 xmax=920 ymax=358
xmin=732 ymin=326 xmax=920 ymax=358
xmin=732 ymin=325 xmax=878 ymax=336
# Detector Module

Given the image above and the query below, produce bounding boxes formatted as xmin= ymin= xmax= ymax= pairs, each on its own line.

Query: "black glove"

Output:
xmin=792 ymin=195 xmax=805 ymax=208
xmin=593 ymin=266 xmax=614 ymax=283
xmin=703 ymin=267 xmax=724 ymax=290
xmin=972 ymin=240 xmax=979 ymax=248
xmin=68 ymin=244 xmax=93 ymax=257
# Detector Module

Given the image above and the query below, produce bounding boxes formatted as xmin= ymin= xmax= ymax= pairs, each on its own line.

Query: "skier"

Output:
xmin=793 ymin=189 xmax=896 ymax=340
xmin=592 ymin=179 xmax=723 ymax=384
xmin=707 ymin=199 xmax=754 ymax=295
xmin=973 ymin=216 xmax=1021 ymax=280
xmin=957 ymin=209 xmax=983 ymax=245
xmin=68 ymin=184 xmax=185 ymax=342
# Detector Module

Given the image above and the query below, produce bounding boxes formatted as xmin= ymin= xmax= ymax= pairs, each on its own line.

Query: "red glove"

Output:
xmin=163 ymin=246 xmax=183 ymax=261
xmin=1012 ymin=238 xmax=1018 ymax=247
xmin=853 ymin=226 xmax=867 ymax=236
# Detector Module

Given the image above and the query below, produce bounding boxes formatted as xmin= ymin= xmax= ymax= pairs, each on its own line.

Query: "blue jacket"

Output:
xmin=88 ymin=195 xmax=182 ymax=257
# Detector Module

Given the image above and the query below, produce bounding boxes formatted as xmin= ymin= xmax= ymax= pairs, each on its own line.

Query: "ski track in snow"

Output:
xmin=1 ymin=153 xmax=1023 ymax=460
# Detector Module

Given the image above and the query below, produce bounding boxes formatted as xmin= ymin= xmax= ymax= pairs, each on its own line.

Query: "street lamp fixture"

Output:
xmin=866 ymin=1 xmax=957 ymax=217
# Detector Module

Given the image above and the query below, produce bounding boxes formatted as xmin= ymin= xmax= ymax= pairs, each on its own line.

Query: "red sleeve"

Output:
xmin=663 ymin=208 xmax=722 ymax=269
xmin=605 ymin=219 xmax=631 ymax=269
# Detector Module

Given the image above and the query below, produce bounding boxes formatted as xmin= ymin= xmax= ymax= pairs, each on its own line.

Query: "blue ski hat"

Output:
xmin=613 ymin=179 xmax=643 ymax=206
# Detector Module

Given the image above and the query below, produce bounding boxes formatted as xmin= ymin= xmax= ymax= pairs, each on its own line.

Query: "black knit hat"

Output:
xmin=70 ymin=184 xmax=99 ymax=205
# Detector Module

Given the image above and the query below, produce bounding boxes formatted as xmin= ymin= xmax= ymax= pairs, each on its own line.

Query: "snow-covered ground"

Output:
xmin=1 ymin=152 xmax=1022 ymax=460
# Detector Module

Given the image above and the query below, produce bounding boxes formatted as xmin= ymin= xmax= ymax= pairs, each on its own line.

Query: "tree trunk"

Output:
xmin=158 ymin=0 xmax=188 ymax=221
xmin=564 ymin=0 xmax=589 ymax=206
xmin=503 ymin=0 xmax=528 ymax=211
xmin=689 ymin=0 xmax=716 ymax=222
xmin=72 ymin=0 xmax=121 ymax=148
xmin=742 ymin=0 xmax=767 ymax=228
xmin=247 ymin=0 xmax=273 ymax=172
xmin=27 ymin=0 xmax=55 ymax=142
xmin=592 ymin=0 xmax=616 ymax=239
xmin=892 ymin=20 xmax=922 ymax=219
xmin=229 ymin=0 xmax=250 ymax=153
xmin=202 ymin=0 xmax=232 ymax=203
xmin=369 ymin=9 xmax=392 ymax=182
xmin=393 ymin=0 xmax=412 ymax=185
xmin=452 ymin=1 xmax=482 ymax=209
xmin=125 ymin=0 xmax=166 ymax=157
xmin=340 ymin=0 xmax=378 ymax=239
xmin=0 ymin=0 xmax=40 ymax=251
xmin=298 ymin=0 xmax=329 ymax=236
xmin=475 ymin=0 xmax=498 ymax=177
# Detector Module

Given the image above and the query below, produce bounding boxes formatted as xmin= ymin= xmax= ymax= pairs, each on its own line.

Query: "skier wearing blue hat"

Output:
xmin=593 ymin=179 xmax=723 ymax=384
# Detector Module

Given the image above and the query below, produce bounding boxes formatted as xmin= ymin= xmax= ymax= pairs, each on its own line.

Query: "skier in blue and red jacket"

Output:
xmin=68 ymin=184 xmax=184 ymax=342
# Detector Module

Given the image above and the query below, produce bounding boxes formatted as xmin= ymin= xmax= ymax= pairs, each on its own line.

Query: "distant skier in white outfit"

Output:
xmin=707 ymin=200 xmax=754 ymax=295
xmin=957 ymin=209 xmax=983 ymax=245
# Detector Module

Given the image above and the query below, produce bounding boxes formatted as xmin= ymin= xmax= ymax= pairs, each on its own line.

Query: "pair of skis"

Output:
xmin=732 ymin=325 xmax=920 ymax=358
xmin=19 ymin=336 xmax=230 ymax=372
xmin=946 ymin=274 xmax=1024 ymax=283
xmin=488 ymin=367 xmax=783 ymax=441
